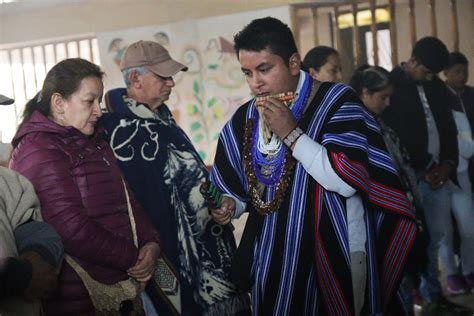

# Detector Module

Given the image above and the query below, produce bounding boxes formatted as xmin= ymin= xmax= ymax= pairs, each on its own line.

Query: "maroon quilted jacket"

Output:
xmin=10 ymin=111 xmax=161 ymax=315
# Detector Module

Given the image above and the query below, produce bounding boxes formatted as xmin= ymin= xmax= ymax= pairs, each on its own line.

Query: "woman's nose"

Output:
xmin=94 ymin=101 xmax=103 ymax=117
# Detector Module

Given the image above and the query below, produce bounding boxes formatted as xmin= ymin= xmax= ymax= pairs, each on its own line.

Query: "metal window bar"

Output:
xmin=0 ymin=35 xmax=100 ymax=142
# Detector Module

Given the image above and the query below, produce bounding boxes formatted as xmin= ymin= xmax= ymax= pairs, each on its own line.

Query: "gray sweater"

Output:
xmin=0 ymin=167 xmax=63 ymax=315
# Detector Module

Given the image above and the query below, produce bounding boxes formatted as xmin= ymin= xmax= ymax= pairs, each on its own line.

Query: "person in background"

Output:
xmin=350 ymin=65 xmax=431 ymax=316
xmin=211 ymin=17 xmax=417 ymax=315
xmin=381 ymin=37 xmax=469 ymax=315
xmin=100 ymin=41 xmax=250 ymax=315
xmin=443 ymin=52 xmax=474 ymax=123
xmin=302 ymin=45 xmax=342 ymax=82
xmin=439 ymin=51 xmax=474 ymax=295
xmin=1 ymin=94 xmax=63 ymax=316
xmin=10 ymin=58 xmax=161 ymax=315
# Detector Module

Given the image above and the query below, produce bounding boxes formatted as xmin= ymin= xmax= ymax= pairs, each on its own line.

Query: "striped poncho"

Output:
xmin=210 ymin=82 xmax=417 ymax=315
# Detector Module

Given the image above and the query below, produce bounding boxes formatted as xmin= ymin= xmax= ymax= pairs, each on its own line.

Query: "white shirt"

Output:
xmin=452 ymin=110 xmax=474 ymax=173
xmin=417 ymin=85 xmax=440 ymax=166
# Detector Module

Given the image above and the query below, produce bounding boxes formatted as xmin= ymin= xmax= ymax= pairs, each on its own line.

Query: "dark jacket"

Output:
xmin=10 ymin=111 xmax=160 ymax=315
xmin=100 ymin=88 xmax=250 ymax=315
xmin=381 ymin=65 xmax=458 ymax=173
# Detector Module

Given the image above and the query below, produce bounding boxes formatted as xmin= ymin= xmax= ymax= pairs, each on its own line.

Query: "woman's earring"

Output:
xmin=59 ymin=113 xmax=65 ymax=120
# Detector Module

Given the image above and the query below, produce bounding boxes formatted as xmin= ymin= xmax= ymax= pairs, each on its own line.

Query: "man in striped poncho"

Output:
xmin=210 ymin=17 xmax=417 ymax=316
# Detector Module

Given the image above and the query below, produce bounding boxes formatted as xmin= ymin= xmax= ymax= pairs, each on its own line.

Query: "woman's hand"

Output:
xmin=127 ymin=242 xmax=160 ymax=282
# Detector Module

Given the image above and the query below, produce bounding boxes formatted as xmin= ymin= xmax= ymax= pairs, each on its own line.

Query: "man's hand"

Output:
xmin=127 ymin=242 xmax=160 ymax=283
xmin=20 ymin=251 xmax=58 ymax=301
xmin=425 ymin=163 xmax=453 ymax=190
xmin=210 ymin=196 xmax=236 ymax=225
xmin=262 ymin=98 xmax=297 ymax=140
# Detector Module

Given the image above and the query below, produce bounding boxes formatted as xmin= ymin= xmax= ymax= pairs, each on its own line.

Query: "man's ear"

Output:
xmin=130 ymin=70 xmax=142 ymax=88
xmin=289 ymin=53 xmax=301 ymax=76
xmin=50 ymin=93 xmax=65 ymax=115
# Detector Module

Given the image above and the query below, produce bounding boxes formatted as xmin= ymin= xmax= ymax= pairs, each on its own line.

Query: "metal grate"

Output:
xmin=0 ymin=35 xmax=100 ymax=142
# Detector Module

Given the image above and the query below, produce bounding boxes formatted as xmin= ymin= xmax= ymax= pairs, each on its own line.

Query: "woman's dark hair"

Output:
xmin=20 ymin=58 xmax=104 ymax=129
xmin=302 ymin=46 xmax=339 ymax=71
xmin=234 ymin=17 xmax=298 ymax=66
xmin=349 ymin=65 xmax=393 ymax=96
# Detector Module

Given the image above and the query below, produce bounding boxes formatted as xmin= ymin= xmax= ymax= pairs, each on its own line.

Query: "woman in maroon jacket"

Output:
xmin=10 ymin=58 xmax=161 ymax=315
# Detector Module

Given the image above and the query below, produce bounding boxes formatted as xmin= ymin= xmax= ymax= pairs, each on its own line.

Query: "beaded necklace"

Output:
xmin=251 ymin=74 xmax=313 ymax=187
xmin=244 ymin=119 xmax=296 ymax=215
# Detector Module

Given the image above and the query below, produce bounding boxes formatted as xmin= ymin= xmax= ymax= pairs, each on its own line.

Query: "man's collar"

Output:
xmin=122 ymin=94 xmax=158 ymax=119
xmin=294 ymin=70 xmax=307 ymax=100
xmin=445 ymin=82 xmax=465 ymax=95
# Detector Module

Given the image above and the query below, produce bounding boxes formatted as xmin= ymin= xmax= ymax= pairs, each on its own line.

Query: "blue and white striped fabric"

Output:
xmin=211 ymin=81 xmax=417 ymax=315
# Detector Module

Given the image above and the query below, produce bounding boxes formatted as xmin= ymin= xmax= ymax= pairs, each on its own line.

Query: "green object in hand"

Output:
xmin=200 ymin=181 xmax=222 ymax=209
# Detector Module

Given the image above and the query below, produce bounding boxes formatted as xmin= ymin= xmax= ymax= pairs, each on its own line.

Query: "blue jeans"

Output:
xmin=439 ymin=171 xmax=474 ymax=275
xmin=418 ymin=181 xmax=450 ymax=302
xmin=399 ymin=274 xmax=416 ymax=314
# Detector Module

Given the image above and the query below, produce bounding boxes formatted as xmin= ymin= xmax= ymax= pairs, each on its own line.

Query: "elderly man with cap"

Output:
xmin=1 ymin=94 xmax=63 ymax=315
xmin=100 ymin=41 xmax=250 ymax=315
xmin=381 ymin=37 xmax=471 ymax=314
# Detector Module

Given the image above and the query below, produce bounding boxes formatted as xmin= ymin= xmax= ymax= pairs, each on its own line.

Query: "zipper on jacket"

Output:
xmin=102 ymin=156 xmax=110 ymax=166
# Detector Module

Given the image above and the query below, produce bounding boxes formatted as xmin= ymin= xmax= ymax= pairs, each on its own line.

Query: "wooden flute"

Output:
xmin=255 ymin=92 xmax=294 ymax=107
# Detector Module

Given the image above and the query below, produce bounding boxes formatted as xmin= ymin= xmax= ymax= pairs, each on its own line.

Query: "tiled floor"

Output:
xmin=414 ymin=292 xmax=474 ymax=316
xmin=449 ymin=292 xmax=474 ymax=311
xmin=408 ymin=270 xmax=474 ymax=315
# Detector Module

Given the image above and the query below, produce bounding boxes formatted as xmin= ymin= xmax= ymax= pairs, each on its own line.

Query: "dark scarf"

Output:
xmin=100 ymin=88 xmax=249 ymax=316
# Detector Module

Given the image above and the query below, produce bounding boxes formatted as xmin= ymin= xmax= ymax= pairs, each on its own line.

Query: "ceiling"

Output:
xmin=0 ymin=0 xmax=89 ymax=15
xmin=0 ymin=0 xmax=354 ymax=16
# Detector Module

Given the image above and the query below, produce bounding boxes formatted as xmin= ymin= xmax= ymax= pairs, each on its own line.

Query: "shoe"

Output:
xmin=446 ymin=274 xmax=469 ymax=295
xmin=464 ymin=274 xmax=474 ymax=290
xmin=422 ymin=297 xmax=472 ymax=316
xmin=413 ymin=288 xmax=424 ymax=309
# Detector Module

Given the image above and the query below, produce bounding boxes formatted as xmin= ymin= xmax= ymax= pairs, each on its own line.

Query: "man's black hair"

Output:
xmin=233 ymin=17 xmax=298 ymax=66
xmin=303 ymin=46 xmax=339 ymax=71
xmin=411 ymin=36 xmax=449 ymax=73
xmin=446 ymin=51 xmax=469 ymax=69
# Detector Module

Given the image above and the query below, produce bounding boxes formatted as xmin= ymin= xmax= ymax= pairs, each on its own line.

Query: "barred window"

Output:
xmin=0 ymin=35 xmax=100 ymax=142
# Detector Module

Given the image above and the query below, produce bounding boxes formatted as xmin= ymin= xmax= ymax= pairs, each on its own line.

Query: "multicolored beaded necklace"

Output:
xmin=250 ymin=74 xmax=313 ymax=187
